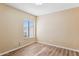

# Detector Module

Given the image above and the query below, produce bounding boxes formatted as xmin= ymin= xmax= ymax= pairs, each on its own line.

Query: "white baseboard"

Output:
xmin=1 ymin=41 xmax=79 ymax=56
xmin=37 ymin=41 xmax=79 ymax=52
xmin=0 ymin=41 xmax=36 ymax=56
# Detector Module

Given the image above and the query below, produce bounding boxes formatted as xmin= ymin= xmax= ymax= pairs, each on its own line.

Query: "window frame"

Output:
xmin=23 ymin=19 xmax=36 ymax=39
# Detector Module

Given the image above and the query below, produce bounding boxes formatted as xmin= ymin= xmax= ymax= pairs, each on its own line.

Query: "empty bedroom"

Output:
xmin=0 ymin=3 xmax=79 ymax=56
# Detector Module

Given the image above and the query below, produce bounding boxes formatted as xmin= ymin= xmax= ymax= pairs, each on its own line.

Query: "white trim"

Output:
xmin=0 ymin=41 xmax=36 ymax=56
xmin=1 ymin=41 xmax=79 ymax=56
xmin=37 ymin=41 xmax=79 ymax=52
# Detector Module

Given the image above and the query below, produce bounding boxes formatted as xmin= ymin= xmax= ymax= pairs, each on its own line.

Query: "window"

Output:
xmin=23 ymin=19 xmax=35 ymax=38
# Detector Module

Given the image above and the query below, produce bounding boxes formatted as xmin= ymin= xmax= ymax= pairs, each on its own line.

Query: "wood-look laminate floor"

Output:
xmin=4 ymin=42 xmax=79 ymax=56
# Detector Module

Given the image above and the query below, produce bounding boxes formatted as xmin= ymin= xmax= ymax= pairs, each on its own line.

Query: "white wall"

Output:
xmin=37 ymin=7 xmax=79 ymax=50
xmin=0 ymin=4 xmax=36 ymax=53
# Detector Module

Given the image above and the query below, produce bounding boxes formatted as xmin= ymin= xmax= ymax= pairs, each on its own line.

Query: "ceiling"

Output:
xmin=6 ymin=3 xmax=79 ymax=16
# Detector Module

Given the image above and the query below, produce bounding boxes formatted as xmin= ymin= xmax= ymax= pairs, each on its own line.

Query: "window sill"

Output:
xmin=24 ymin=37 xmax=35 ymax=40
